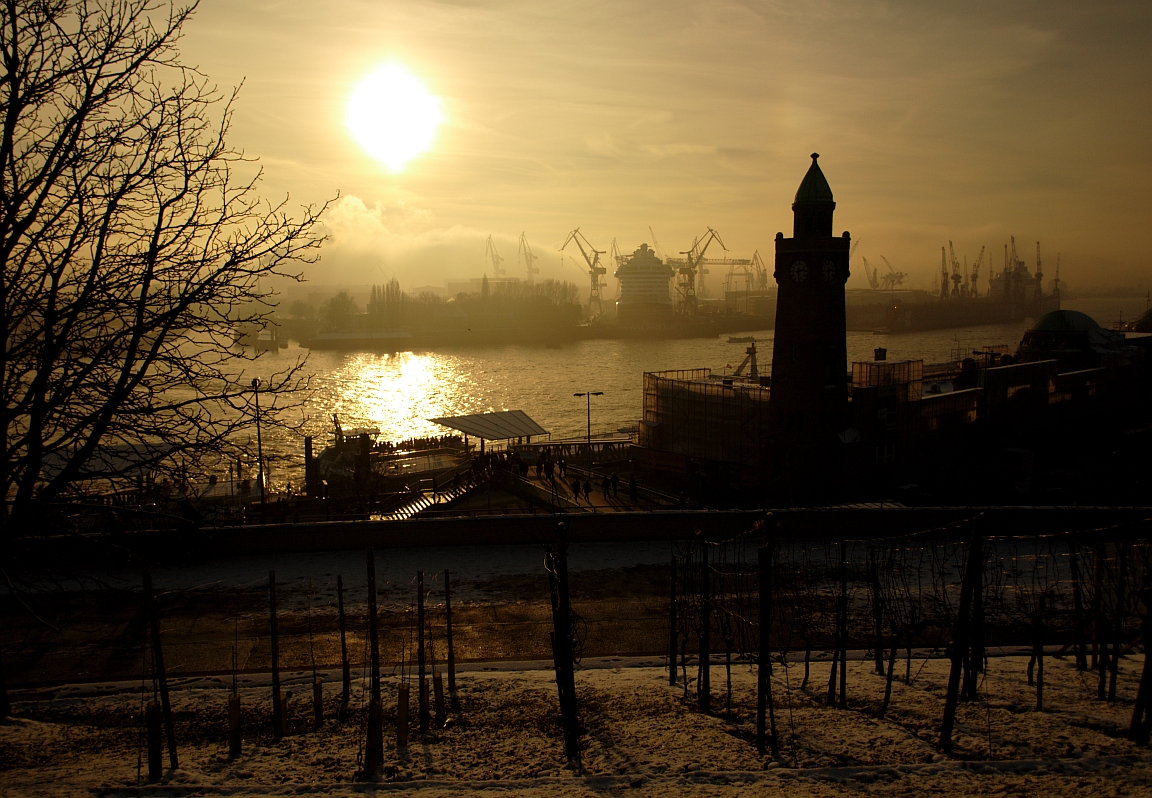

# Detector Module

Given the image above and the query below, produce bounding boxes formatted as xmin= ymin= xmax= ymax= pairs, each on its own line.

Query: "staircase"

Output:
xmin=376 ymin=477 xmax=479 ymax=521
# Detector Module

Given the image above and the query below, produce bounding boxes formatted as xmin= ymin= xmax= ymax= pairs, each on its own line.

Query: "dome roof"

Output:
xmin=794 ymin=153 xmax=834 ymax=204
xmin=1030 ymin=309 xmax=1101 ymax=333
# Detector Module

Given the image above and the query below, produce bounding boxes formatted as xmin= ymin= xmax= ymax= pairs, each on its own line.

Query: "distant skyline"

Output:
xmin=182 ymin=0 xmax=1151 ymax=294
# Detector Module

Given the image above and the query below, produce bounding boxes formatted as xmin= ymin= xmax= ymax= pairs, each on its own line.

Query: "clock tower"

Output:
xmin=768 ymin=154 xmax=851 ymax=499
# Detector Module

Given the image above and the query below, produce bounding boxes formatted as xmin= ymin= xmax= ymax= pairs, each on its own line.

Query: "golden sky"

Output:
xmin=182 ymin=0 xmax=1151 ymax=293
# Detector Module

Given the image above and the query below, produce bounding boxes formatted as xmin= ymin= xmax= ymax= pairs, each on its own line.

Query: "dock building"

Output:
xmin=630 ymin=156 xmax=1152 ymax=503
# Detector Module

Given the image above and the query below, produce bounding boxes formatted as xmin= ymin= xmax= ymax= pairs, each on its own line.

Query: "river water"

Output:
xmin=246 ymin=297 xmax=1146 ymax=488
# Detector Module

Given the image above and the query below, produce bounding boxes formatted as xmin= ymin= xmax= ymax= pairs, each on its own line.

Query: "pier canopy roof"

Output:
xmin=430 ymin=410 xmax=548 ymax=441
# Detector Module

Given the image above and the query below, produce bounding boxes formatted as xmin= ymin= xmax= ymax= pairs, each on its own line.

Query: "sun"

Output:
xmin=347 ymin=64 xmax=443 ymax=172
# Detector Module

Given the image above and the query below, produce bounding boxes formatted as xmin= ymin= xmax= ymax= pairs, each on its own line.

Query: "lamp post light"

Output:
xmin=252 ymin=378 xmax=266 ymax=511
xmin=573 ymin=391 xmax=603 ymax=467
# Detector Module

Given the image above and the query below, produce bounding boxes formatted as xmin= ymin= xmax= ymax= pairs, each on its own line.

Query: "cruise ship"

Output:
xmin=613 ymin=243 xmax=674 ymax=326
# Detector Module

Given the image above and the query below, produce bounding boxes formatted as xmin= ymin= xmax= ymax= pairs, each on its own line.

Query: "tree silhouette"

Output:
xmin=0 ymin=0 xmax=327 ymax=542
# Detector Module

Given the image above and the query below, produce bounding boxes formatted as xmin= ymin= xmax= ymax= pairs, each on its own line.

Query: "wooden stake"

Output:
xmin=146 ymin=701 xmax=163 ymax=782
xmin=444 ymin=568 xmax=459 ymax=711
xmin=366 ymin=549 xmax=382 ymax=764
xmin=698 ymin=544 xmax=711 ymax=714
xmin=228 ymin=693 xmax=242 ymax=758
xmin=313 ymin=677 xmax=323 ymax=731
xmin=669 ymin=554 xmax=678 ymax=687
xmin=143 ymin=570 xmax=178 ymax=769
xmin=433 ymin=671 xmax=446 ymax=723
xmin=363 ymin=696 xmax=383 ymax=777
xmin=879 ymin=633 xmax=897 ymax=719
xmin=1111 ymin=544 xmax=1127 ymax=702
xmin=418 ymin=570 xmax=428 ymax=733
xmin=1069 ymin=540 xmax=1088 ymax=671
xmin=757 ymin=542 xmax=777 ymax=754
xmin=396 ymin=683 xmax=410 ymax=748
xmin=940 ymin=527 xmax=981 ymax=752
xmin=337 ymin=574 xmax=350 ymax=713
xmin=0 ymin=634 xmax=9 ymax=718
xmin=870 ymin=547 xmax=884 ymax=676
xmin=1127 ymin=584 xmax=1152 ymax=744
xmin=1034 ymin=597 xmax=1045 ymax=712
xmin=269 ymin=570 xmax=283 ymax=741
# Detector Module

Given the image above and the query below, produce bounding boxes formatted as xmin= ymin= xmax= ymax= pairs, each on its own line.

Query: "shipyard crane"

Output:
xmin=862 ymin=256 xmax=881 ymax=290
xmin=1034 ymin=241 xmax=1044 ymax=297
xmin=879 ymin=256 xmax=907 ymax=290
xmin=561 ymin=228 xmax=608 ymax=319
xmin=484 ymin=235 xmax=506 ymax=277
xmin=518 ymin=232 xmax=539 ymax=284
xmin=969 ymin=246 xmax=985 ymax=298
xmin=609 ymin=238 xmax=624 ymax=299
xmin=940 ymin=247 xmax=950 ymax=300
xmin=751 ymin=251 xmax=768 ymax=291
xmin=948 ymin=241 xmax=963 ymax=299
xmin=648 ymin=227 xmax=668 ymax=261
xmin=676 ymin=227 xmax=726 ymax=314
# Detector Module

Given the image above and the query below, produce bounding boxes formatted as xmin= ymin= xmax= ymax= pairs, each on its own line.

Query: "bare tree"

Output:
xmin=0 ymin=0 xmax=326 ymax=541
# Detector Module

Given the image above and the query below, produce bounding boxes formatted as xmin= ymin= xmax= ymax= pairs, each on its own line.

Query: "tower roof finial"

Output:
xmin=795 ymin=153 xmax=834 ymax=204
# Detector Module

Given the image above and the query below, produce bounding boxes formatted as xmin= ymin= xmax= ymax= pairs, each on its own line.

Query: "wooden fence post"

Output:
xmin=870 ymin=547 xmax=884 ymax=676
xmin=1068 ymin=540 xmax=1088 ymax=671
xmin=940 ymin=527 xmax=981 ymax=752
xmin=363 ymin=549 xmax=383 ymax=778
xmin=396 ymin=683 xmax=410 ymax=748
xmin=269 ymin=570 xmax=284 ymax=741
xmin=1111 ymin=543 xmax=1128 ymax=702
xmin=418 ymin=570 xmax=429 ymax=733
xmin=838 ymin=540 xmax=848 ymax=710
xmin=444 ymin=568 xmax=459 ymax=712
xmin=698 ymin=543 xmax=711 ymax=714
xmin=669 ymin=554 xmax=678 ymax=687
xmin=757 ymin=542 xmax=777 ymax=754
xmin=546 ymin=523 xmax=580 ymax=762
xmin=146 ymin=701 xmax=163 ymax=782
xmin=228 ymin=691 xmax=242 ymax=758
xmin=337 ymin=574 xmax=350 ymax=714
xmin=144 ymin=570 xmax=178 ymax=769
xmin=0 ymin=634 xmax=9 ymax=718
xmin=1033 ymin=596 xmax=1045 ymax=712
xmin=1095 ymin=543 xmax=1108 ymax=698
xmin=1127 ymin=583 xmax=1152 ymax=744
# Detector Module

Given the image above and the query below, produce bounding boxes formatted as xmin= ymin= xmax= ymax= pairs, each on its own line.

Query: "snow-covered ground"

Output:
xmin=2 ymin=654 xmax=1150 ymax=797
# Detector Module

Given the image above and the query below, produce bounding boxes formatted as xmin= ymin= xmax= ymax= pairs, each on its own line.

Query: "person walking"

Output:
xmin=602 ymin=475 xmax=611 ymax=499
xmin=583 ymin=479 xmax=592 ymax=502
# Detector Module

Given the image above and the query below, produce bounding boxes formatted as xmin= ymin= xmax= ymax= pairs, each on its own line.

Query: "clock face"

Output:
xmin=822 ymin=260 xmax=836 ymax=282
xmin=790 ymin=260 xmax=808 ymax=282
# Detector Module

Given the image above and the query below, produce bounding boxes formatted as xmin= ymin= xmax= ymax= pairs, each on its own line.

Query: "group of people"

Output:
xmin=463 ymin=445 xmax=642 ymax=506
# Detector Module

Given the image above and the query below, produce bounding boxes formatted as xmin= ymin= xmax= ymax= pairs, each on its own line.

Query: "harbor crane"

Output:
xmin=648 ymin=227 xmax=668 ymax=261
xmin=969 ymin=246 xmax=985 ymax=298
xmin=940 ymin=247 xmax=950 ymax=300
xmin=484 ymin=235 xmax=506 ymax=277
xmin=862 ymin=256 xmax=881 ymax=290
xmin=676 ymin=227 xmax=726 ymax=314
xmin=879 ymin=256 xmax=907 ymax=290
xmin=561 ymin=228 xmax=608 ymax=319
xmin=948 ymin=241 xmax=963 ymax=299
xmin=518 ymin=232 xmax=539 ymax=284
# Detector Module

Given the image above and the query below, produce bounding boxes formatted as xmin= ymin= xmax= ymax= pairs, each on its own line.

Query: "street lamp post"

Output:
xmin=252 ymin=378 xmax=266 ymax=512
xmin=573 ymin=391 xmax=603 ymax=467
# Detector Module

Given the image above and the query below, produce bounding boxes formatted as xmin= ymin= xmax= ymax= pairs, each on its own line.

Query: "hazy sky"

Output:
xmin=181 ymin=0 xmax=1151 ymax=294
